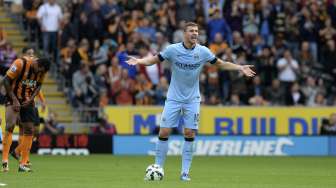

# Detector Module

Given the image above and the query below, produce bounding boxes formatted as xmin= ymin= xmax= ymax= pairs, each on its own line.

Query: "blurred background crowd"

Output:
xmin=1 ymin=0 xmax=336 ymax=109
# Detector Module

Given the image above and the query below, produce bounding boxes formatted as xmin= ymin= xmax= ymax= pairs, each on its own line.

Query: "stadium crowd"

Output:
xmin=1 ymin=0 xmax=336 ymax=108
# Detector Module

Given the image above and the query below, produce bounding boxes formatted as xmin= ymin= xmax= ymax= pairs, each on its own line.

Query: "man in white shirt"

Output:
xmin=37 ymin=0 xmax=63 ymax=62
xmin=277 ymin=49 xmax=299 ymax=93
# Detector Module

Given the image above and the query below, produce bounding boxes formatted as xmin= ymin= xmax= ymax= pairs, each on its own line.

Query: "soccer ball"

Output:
xmin=144 ymin=164 xmax=164 ymax=181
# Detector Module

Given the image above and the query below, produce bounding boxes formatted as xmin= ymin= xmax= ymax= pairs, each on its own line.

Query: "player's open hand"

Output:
xmin=126 ymin=56 xmax=139 ymax=66
xmin=240 ymin=65 xmax=256 ymax=77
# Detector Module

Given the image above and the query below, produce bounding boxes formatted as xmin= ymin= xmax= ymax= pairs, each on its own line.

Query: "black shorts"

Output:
xmin=34 ymin=107 xmax=40 ymax=126
xmin=20 ymin=105 xmax=39 ymax=124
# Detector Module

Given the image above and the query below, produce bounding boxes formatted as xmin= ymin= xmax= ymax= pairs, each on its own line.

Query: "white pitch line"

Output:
xmin=0 ymin=183 xmax=7 ymax=186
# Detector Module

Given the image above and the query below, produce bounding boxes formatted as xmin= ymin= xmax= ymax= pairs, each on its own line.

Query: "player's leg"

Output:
xmin=14 ymin=108 xmax=39 ymax=167
xmin=2 ymin=105 xmax=19 ymax=172
xmin=180 ymin=102 xmax=200 ymax=181
xmin=19 ymin=122 xmax=33 ymax=172
xmin=11 ymin=123 xmax=23 ymax=161
xmin=155 ymin=100 xmax=182 ymax=168
xmin=17 ymin=105 xmax=36 ymax=172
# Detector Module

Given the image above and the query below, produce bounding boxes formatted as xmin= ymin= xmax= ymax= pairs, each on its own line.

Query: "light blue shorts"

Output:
xmin=160 ymin=100 xmax=200 ymax=130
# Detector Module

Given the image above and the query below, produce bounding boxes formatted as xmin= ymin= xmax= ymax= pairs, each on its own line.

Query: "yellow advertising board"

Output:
xmin=105 ymin=106 xmax=336 ymax=135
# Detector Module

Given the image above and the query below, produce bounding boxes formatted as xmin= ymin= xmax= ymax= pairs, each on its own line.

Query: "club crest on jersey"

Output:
xmin=194 ymin=54 xmax=199 ymax=60
xmin=10 ymin=65 xmax=17 ymax=72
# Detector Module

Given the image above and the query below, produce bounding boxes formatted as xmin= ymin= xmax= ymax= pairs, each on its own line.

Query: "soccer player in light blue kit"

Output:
xmin=127 ymin=22 xmax=256 ymax=181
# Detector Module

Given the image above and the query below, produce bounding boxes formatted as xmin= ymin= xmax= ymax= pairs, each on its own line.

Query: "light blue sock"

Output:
xmin=155 ymin=138 xmax=168 ymax=167
xmin=181 ymin=139 xmax=194 ymax=175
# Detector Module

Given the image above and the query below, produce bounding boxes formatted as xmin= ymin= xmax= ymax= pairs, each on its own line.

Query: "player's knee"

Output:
xmin=5 ymin=126 xmax=14 ymax=133
xmin=5 ymin=123 xmax=15 ymax=132
xmin=158 ymin=129 xmax=170 ymax=138
xmin=184 ymin=129 xmax=195 ymax=138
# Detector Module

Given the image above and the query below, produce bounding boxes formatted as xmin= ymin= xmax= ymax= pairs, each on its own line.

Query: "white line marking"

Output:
xmin=0 ymin=183 xmax=7 ymax=186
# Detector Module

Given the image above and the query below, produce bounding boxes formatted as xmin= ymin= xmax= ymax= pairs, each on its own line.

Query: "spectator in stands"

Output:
xmin=298 ymin=41 xmax=315 ymax=79
xmin=247 ymin=76 xmax=265 ymax=101
xmin=0 ymin=42 xmax=17 ymax=75
xmin=155 ymin=77 xmax=168 ymax=105
xmin=37 ymin=0 xmax=63 ymax=61
xmin=226 ymin=0 xmax=243 ymax=33
xmin=113 ymin=69 xmax=135 ymax=105
xmin=72 ymin=64 xmax=97 ymax=107
xmin=150 ymin=32 xmax=170 ymax=53
xmin=277 ymin=49 xmax=299 ymax=93
xmin=70 ymin=38 xmax=90 ymax=75
xmin=176 ymin=0 xmax=195 ymax=22
xmin=298 ymin=6 xmax=319 ymax=61
xmin=100 ymin=0 xmax=121 ymax=27
xmin=42 ymin=112 xmax=65 ymax=135
xmin=94 ymin=64 xmax=109 ymax=93
xmin=203 ymin=0 xmax=224 ymax=22
xmin=60 ymin=39 xmax=77 ymax=89
xmin=173 ymin=20 xmax=185 ymax=43
xmin=106 ymin=15 xmax=127 ymax=44
xmin=321 ymin=40 xmax=336 ymax=77
xmin=231 ymin=31 xmax=246 ymax=54
xmin=92 ymin=39 xmax=108 ymax=68
xmin=156 ymin=17 xmax=173 ymax=42
xmin=248 ymin=95 xmax=268 ymax=106
xmin=209 ymin=33 xmax=228 ymax=56
xmin=77 ymin=12 xmax=92 ymax=41
xmin=206 ymin=94 xmax=221 ymax=106
xmin=135 ymin=17 xmax=157 ymax=42
xmin=259 ymin=0 xmax=273 ymax=46
xmin=60 ymin=12 xmax=76 ymax=48
xmin=265 ymin=79 xmax=284 ymax=106
xmin=319 ymin=17 xmax=336 ymax=47
xmin=86 ymin=1 xmax=104 ymax=42
xmin=99 ymin=88 xmax=110 ymax=107
xmin=272 ymin=34 xmax=288 ymax=59
xmin=227 ymin=93 xmax=243 ymax=106
xmin=242 ymin=4 xmax=259 ymax=42
xmin=108 ymin=56 xmax=122 ymax=87
xmin=134 ymin=73 xmax=154 ymax=105
xmin=312 ymin=93 xmax=327 ymax=106
xmin=0 ymin=26 xmax=6 ymax=47
xmin=285 ymin=82 xmax=306 ymax=106
xmin=255 ymin=46 xmax=276 ymax=87
xmin=320 ymin=113 xmax=336 ymax=135
xmin=207 ymin=8 xmax=232 ymax=44
xmin=204 ymin=63 xmax=219 ymax=99
xmin=328 ymin=0 xmax=336 ymax=26
xmin=302 ymin=76 xmax=318 ymax=106
xmin=92 ymin=116 xmax=117 ymax=135
xmin=24 ymin=0 xmax=41 ymax=43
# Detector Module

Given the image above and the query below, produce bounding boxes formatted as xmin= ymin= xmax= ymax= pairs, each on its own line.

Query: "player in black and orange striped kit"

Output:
xmin=1 ymin=50 xmax=50 ymax=172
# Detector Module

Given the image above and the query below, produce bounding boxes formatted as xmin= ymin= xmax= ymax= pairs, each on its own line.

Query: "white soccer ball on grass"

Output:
xmin=144 ymin=164 xmax=164 ymax=181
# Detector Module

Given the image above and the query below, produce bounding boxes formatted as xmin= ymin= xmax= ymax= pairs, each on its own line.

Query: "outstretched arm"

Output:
xmin=126 ymin=55 xmax=161 ymax=66
xmin=214 ymin=59 xmax=256 ymax=77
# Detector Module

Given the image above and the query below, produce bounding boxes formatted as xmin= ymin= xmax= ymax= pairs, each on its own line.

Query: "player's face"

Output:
xmin=25 ymin=49 xmax=35 ymax=58
xmin=184 ymin=26 xmax=198 ymax=45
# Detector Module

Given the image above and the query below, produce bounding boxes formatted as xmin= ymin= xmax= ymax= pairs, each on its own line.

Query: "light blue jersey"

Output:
xmin=159 ymin=42 xmax=216 ymax=103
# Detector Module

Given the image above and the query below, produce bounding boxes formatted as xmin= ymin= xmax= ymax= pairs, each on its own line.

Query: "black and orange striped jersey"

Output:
xmin=6 ymin=57 xmax=45 ymax=104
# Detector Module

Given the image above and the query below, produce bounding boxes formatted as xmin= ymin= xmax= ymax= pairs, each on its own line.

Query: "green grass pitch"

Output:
xmin=0 ymin=155 xmax=336 ymax=188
